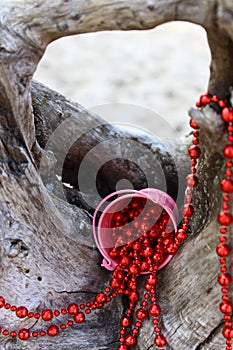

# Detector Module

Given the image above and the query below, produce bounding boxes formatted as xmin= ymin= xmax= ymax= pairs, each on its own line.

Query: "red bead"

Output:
xmin=200 ymin=94 xmax=211 ymax=105
xmin=221 ymin=179 xmax=233 ymax=193
xmin=117 ymin=345 xmax=128 ymax=350
xmin=182 ymin=224 xmax=189 ymax=232
xmin=188 ymin=145 xmax=201 ymax=159
xmin=128 ymin=264 xmax=139 ymax=275
xmin=60 ymin=324 xmax=66 ymax=329
xmin=110 ymin=278 xmax=121 ymax=289
xmin=3 ymin=330 xmax=9 ymax=336
xmin=109 ymin=248 xmax=118 ymax=258
xmin=42 ymin=309 xmax=53 ymax=321
xmin=225 ymin=315 xmax=231 ymax=320
xmin=128 ymin=291 xmax=139 ymax=303
xmin=32 ymin=331 xmax=38 ymax=337
xmin=221 ymin=266 xmax=227 ymax=273
xmin=176 ymin=229 xmax=188 ymax=243
xmin=40 ymin=331 xmax=46 ymax=336
xmin=16 ymin=306 xmax=28 ymax=318
xmin=224 ymin=145 xmax=233 ymax=159
xmin=147 ymin=273 xmax=157 ymax=286
xmin=226 ymin=170 xmax=233 ymax=179
xmin=190 ymin=119 xmax=199 ymax=129
xmin=220 ymin=301 xmax=233 ymax=314
xmin=182 ymin=204 xmax=194 ymax=217
xmin=120 ymin=316 xmax=131 ymax=328
xmin=54 ymin=310 xmax=60 ymax=317
xmin=154 ymin=326 xmax=161 ymax=333
xmin=61 ymin=309 xmax=67 ymax=314
xmin=74 ymin=312 xmax=85 ymax=323
xmin=218 ymin=212 xmax=232 ymax=226
xmin=211 ymin=95 xmax=219 ymax=103
xmin=10 ymin=331 xmax=17 ymax=337
xmin=120 ymin=256 xmax=130 ymax=266
xmin=223 ymin=203 xmax=230 ymax=210
xmin=11 ymin=305 xmax=16 ymax=311
xmin=47 ymin=325 xmax=59 ymax=337
xmin=154 ymin=334 xmax=167 ymax=347
xmin=186 ymin=174 xmax=198 ymax=187
xmin=136 ymin=308 xmax=148 ymax=321
xmin=95 ymin=293 xmax=107 ymax=304
xmin=18 ymin=329 xmax=30 ymax=340
xmin=34 ymin=313 xmax=40 ymax=319
xmin=228 ymin=136 xmax=233 ymax=142
xmin=222 ymin=107 xmax=233 ymax=123
xmin=225 ymin=322 xmax=232 ymax=328
xmin=216 ymin=243 xmax=230 ymax=257
xmin=125 ymin=334 xmax=137 ymax=346
xmin=67 ymin=303 xmax=79 ymax=315
xmin=140 ymin=260 xmax=150 ymax=272
xmin=149 ymin=304 xmax=161 ymax=317
xmin=222 ymin=288 xmax=229 ymax=294
xmin=0 ymin=297 xmax=5 ymax=308
xmin=219 ymin=100 xmax=226 ymax=108
xmin=142 ymin=246 xmax=153 ymax=257
xmin=223 ymin=327 xmax=233 ymax=338
xmin=220 ymin=227 xmax=228 ymax=234
xmin=220 ymin=258 xmax=227 ymax=264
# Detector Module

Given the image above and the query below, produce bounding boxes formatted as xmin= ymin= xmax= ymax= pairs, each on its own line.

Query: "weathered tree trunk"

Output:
xmin=0 ymin=1 xmax=233 ymax=349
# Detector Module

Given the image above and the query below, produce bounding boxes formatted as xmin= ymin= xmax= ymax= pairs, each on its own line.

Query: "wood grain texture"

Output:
xmin=0 ymin=0 xmax=233 ymax=349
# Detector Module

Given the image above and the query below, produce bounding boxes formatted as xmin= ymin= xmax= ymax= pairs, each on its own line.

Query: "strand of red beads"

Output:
xmin=0 ymin=135 xmax=200 ymax=348
xmin=0 ymin=109 xmax=200 ymax=347
xmin=1 ymin=93 xmax=230 ymax=349
xmin=196 ymin=92 xmax=233 ymax=350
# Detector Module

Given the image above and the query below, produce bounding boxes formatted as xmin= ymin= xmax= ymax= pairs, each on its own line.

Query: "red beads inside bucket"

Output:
xmin=93 ymin=189 xmax=179 ymax=273
xmin=93 ymin=189 xmax=179 ymax=349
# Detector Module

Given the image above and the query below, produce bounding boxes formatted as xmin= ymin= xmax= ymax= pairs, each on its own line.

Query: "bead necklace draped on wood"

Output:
xmin=0 ymin=93 xmax=232 ymax=349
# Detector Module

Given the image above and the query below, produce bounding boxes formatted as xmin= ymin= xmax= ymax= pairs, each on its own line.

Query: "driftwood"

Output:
xmin=0 ymin=1 xmax=233 ymax=349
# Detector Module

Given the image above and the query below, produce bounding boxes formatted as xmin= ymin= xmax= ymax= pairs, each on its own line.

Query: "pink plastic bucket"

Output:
xmin=93 ymin=188 xmax=179 ymax=273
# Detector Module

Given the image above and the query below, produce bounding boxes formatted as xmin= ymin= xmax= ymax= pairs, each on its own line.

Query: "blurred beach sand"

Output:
xmin=34 ymin=21 xmax=211 ymax=138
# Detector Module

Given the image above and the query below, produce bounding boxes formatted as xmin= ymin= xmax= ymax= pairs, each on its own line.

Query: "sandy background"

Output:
xmin=34 ymin=21 xmax=211 ymax=138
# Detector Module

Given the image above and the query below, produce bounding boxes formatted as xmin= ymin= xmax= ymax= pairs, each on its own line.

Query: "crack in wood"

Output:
xmin=194 ymin=320 xmax=223 ymax=350
xmin=53 ymin=289 xmax=97 ymax=295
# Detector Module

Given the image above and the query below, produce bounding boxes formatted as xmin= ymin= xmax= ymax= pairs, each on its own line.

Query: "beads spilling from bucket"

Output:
xmin=107 ymin=197 xmax=177 ymax=349
xmin=2 ymin=93 xmax=232 ymax=349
